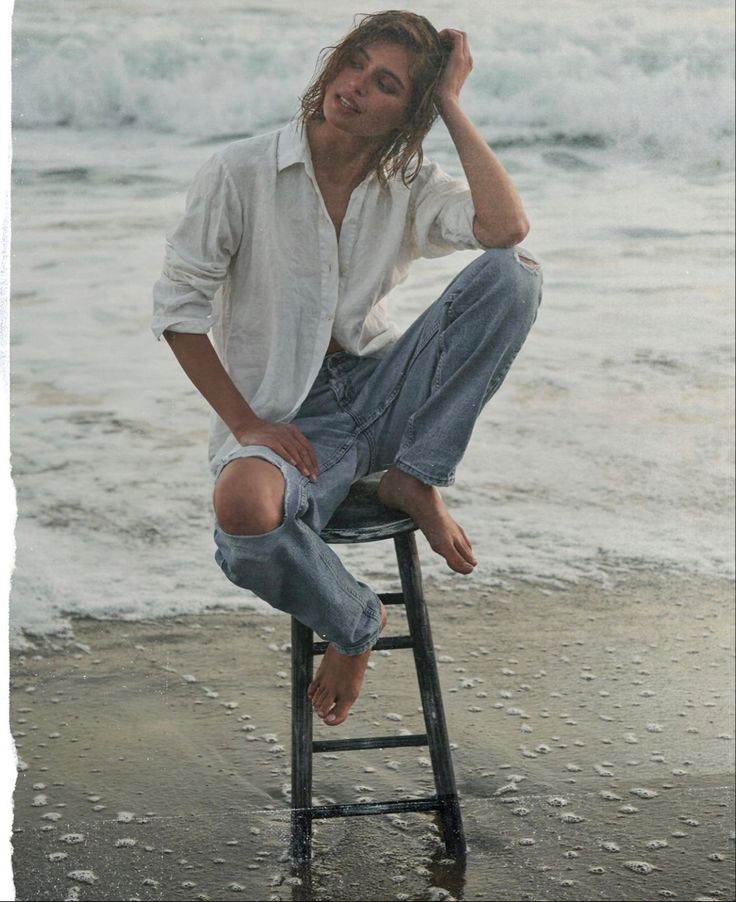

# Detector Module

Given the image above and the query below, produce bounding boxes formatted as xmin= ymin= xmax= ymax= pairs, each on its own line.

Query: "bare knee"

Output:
xmin=213 ymin=458 xmax=286 ymax=535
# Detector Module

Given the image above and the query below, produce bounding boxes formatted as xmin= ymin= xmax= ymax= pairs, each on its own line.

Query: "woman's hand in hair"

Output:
xmin=434 ymin=28 xmax=530 ymax=247
xmin=436 ymin=29 xmax=473 ymax=107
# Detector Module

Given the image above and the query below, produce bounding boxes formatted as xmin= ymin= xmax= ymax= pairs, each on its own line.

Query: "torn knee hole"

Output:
xmin=515 ymin=251 xmax=539 ymax=270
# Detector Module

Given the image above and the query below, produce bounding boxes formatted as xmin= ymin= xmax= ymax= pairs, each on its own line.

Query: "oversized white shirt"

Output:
xmin=152 ymin=121 xmax=484 ymax=468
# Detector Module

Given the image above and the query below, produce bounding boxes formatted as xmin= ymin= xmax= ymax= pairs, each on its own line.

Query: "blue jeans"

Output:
xmin=213 ymin=247 xmax=543 ymax=655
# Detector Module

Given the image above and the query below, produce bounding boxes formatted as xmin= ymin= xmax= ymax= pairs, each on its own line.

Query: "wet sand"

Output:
xmin=10 ymin=570 xmax=735 ymax=901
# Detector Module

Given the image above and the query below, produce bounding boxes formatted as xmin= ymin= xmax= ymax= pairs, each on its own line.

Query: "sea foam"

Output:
xmin=11 ymin=0 xmax=735 ymax=171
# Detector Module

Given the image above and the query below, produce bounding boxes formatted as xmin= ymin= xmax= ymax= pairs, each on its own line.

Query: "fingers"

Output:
xmin=436 ymin=28 xmax=472 ymax=97
xmin=288 ymin=425 xmax=320 ymax=478
xmin=278 ymin=439 xmax=315 ymax=481
xmin=455 ymin=30 xmax=472 ymax=66
xmin=439 ymin=28 xmax=470 ymax=49
xmin=238 ymin=419 xmax=319 ymax=481
xmin=458 ymin=526 xmax=477 ymax=566
xmin=276 ymin=425 xmax=318 ymax=481
xmin=237 ymin=421 xmax=319 ymax=482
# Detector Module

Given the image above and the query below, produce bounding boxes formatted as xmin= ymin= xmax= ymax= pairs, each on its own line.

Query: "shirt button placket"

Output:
xmin=320 ymin=221 xmax=339 ymax=332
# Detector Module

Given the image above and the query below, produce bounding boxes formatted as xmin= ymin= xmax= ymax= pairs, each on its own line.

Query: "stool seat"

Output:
xmin=321 ymin=472 xmax=415 ymax=544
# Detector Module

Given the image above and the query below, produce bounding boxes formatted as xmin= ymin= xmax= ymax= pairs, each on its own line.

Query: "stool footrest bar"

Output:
xmin=312 ymin=635 xmax=413 ymax=655
xmin=378 ymin=592 xmax=406 ymax=605
xmin=309 ymin=796 xmax=442 ymax=820
xmin=313 ymin=734 xmax=428 ymax=753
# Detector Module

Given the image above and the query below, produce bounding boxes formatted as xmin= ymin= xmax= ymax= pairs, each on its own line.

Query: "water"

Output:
xmin=12 ymin=0 xmax=735 ymax=171
xmin=8 ymin=0 xmax=736 ymax=645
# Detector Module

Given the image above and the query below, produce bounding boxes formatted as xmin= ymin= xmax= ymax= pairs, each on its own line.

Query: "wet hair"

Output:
xmin=299 ymin=10 xmax=449 ymax=185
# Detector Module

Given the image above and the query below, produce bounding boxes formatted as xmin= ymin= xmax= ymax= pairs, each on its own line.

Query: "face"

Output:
xmin=322 ymin=40 xmax=414 ymax=140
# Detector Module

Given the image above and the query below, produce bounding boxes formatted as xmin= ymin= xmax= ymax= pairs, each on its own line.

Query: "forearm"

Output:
xmin=440 ymin=97 xmax=529 ymax=248
xmin=163 ymin=331 xmax=259 ymax=438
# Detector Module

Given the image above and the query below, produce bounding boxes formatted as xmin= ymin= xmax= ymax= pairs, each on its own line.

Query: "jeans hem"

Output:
xmin=330 ymin=594 xmax=383 ymax=656
xmin=394 ymin=458 xmax=456 ymax=488
xmin=330 ymin=619 xmax=382 ymax=656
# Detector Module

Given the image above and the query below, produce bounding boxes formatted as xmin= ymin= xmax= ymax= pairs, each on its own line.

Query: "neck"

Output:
xmin=307 ymin=119 xmax=382 ymax=186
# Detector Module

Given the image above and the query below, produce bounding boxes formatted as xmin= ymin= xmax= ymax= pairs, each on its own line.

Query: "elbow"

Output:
xmin=474 ymin=214 xmax=530 ymax=249
xmin=510 ymin=213 xmax=531 ymax=246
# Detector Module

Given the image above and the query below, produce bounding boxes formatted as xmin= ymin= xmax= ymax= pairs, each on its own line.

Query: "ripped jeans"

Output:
xmin=213 ymin=247 xmax=543 ymax=655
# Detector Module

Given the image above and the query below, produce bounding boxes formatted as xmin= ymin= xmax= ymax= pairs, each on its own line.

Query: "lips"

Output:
xmin=336 ymin=94 xmax=360 ymax=114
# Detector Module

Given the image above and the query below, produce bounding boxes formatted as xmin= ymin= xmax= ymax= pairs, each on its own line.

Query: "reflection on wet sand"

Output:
xmin=10 ymin=570 xmax=735 ymax=900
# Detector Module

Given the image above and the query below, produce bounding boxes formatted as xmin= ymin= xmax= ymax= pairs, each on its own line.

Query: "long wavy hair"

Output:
xmin=299 ymin=11 xmax=449 ymax=186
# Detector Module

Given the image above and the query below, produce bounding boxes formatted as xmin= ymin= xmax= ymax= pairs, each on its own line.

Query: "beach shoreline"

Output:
xmin=10 ymin=570 xmax=735 ymax=901
xmin=8 ymin=4 xmax=735 ymax=900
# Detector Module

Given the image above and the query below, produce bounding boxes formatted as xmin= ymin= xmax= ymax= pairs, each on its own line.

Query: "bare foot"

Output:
xmin=378 ymin=466 xmax=477 ymax=575
xmin=307 ymin=603 xmax=387 ymax=727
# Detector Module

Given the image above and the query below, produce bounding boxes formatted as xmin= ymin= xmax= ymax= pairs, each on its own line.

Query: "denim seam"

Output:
xmin=351 ymin=323 xmax=442 ymax=432
xmin=363 ymin=423 xmax=378 ymax=475
xmin=444 ymin=291 xmax=463 ymax=323
xmin=364 ymin=313 xmax=449 ymax=471
xmin=328 ymin=370 xmax=366 ymax=426
xmin=295 ymin=474 xmax=310 ymax=519
xmin=433 ymin=328 xmax=446 ymax=391
xmin=313 ymin=541 xmax=380 ymax=614
xmin=315 ymin=434 xmax=358 ymax=476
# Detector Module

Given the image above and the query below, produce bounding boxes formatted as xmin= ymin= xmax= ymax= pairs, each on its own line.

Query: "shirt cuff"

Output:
xmin=151 ymin=316 xmax=214 ymax=341
xmin=445 ymin=194 xmax=485 ymax=250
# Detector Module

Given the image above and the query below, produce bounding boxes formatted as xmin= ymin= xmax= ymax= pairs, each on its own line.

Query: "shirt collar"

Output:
xmin=277 ymin=120 xmax=311 ymax=173
xmin=276 ymin=118 xmax=379 ymax=188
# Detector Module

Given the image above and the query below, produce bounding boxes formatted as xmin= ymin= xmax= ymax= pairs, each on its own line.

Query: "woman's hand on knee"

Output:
xmin=236 ymin=418 xmax=319 ymax=482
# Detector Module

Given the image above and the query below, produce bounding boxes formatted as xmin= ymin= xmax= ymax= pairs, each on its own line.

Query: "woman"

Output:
xmin=152 ymin=10 xmax=542 ymax=727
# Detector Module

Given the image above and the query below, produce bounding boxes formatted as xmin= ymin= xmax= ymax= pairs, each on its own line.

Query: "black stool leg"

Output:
xmin=394 ymin=532 xmax=467 ymax=860
xmin=290 ymin=617 xmax=314 ymax=863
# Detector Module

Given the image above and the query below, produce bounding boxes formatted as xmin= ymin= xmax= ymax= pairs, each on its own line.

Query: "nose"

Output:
xmin=347 ymin=71 xmax=368 ymax=96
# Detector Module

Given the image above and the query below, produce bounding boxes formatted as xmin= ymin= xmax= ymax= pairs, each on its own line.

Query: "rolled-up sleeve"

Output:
xmin=411 ymin=161 xmax=484 ymax=259
xmin=151 ymin=152 xmax=244 ymax=340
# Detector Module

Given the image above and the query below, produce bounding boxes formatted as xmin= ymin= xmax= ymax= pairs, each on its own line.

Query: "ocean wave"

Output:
xmin=11 ymin=2 xmax=735 ymax=170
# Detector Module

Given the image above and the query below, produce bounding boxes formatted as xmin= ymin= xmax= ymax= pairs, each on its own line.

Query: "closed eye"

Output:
xmin=345 ymin=47 xmax=406 ymax=96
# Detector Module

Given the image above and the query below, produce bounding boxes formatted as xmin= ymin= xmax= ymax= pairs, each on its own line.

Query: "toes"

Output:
xmin=317 ymin=700 xmax=336 ymax=721
xmin=325 ymin=700 xmax=352 ymax=726
xmin=432 ymin=538 xmax=474 ymax=573
xmin=453 ymin=559 xmax=474 ymax=574
xmin=449 ymin=547 xmax=474 ymax=573
xmin=308 ymin=666 xmax=326 ymax=699
xmin=458 ymin=529 xmax=475 ymax=560
xmin=455 ymin=536 xmax=477 ymax=567
xmin=313 ymin=687 xmax=333 ymax=716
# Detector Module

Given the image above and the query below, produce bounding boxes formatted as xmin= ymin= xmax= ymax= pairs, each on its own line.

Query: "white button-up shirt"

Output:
xmin=152 ymin=121 xmax=483 ymax=467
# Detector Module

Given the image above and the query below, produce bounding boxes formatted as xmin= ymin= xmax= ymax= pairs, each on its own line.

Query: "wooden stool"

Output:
xmin=290 ymin=473 xmax=466 ymax=863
